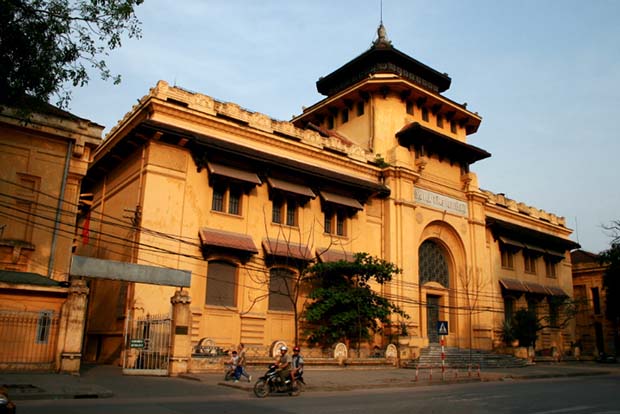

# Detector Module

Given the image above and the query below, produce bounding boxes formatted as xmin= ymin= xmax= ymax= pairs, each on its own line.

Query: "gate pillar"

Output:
xmin=169 ymin=289 xmax=191 ymax=375
xmin=58 ymin=278 xmax=89 ymax=373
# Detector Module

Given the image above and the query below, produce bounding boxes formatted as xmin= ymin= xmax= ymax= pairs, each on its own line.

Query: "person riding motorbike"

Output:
xmin=291 ymin=346 xmax=304 ymax=388
xmin=275 ymin=345 xmax=292 ymax=384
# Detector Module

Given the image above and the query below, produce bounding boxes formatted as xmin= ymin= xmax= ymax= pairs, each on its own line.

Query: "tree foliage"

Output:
xmin=0 ymin=0 xmax=143 ymax=110
xmin=511 ymin=308 xmax=540 ymax=348
xmin=303 ymin=252 xmax=408 ymax=349
xmin=600 ymin=220 xmax=620 ymax=353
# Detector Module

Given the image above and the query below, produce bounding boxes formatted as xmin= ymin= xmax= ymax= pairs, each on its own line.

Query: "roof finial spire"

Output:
xmin=373 ymin=0 xmax=392 ymax=48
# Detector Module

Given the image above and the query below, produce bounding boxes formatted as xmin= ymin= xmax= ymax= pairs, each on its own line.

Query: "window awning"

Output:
xmin=524 ymin=244 xmax=546 ymax=255
xmin=262 ymin=238 xmax=313 ymax=261
xmin=499 ymin=278 xmax=528 ymax=293
xmin=500 ymin=278 xmax=568 ymax=297
xmin=267 ymin=177 xmax=315 ymax=198
xmin=320 ymin=191 xmax=363 ymax=210
xmin=316 ymin=249 xmax=355 ymax=263
xmin=487 ymin=216 xmax=580 ymax=251
xmin=545 ymin=249 xmax=565 ymax=260
xmin=499 ymin=236 xmax=525 ymax=249
xmin=207 ymin=162 xmax=261 ymax=185
xmin=546 ymin=286 xmax=568 ymax=297
xmin=524 ymin=281 xmax=548 ymax=295
xmin=199 ymin=228 xmax=258 ymax=254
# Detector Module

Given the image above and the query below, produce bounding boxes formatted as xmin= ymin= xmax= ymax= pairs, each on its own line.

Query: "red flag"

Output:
xmin=82 ymin=210 xmax=91 ymax=245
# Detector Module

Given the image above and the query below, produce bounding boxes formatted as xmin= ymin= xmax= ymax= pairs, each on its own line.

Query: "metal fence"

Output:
xmin=0 ymin=309 xmax=60 ymax=371
xmin=123 ymin=312 xmax=171 ymax=376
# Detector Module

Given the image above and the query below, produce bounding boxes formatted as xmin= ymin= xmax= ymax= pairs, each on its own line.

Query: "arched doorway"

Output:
xmin=419 ymin=239 xmax=450 ymax=343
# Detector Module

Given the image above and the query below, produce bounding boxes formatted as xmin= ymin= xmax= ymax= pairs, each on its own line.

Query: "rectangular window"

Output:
xmin=286 ymin=198 xmax=297 ymax=226
xmin=324 ymin=207 xmax=347 ymax=236
xmin=228 ymin=188 xmax=241 ymax=215
xmin=406 ymin=101 xmax=414 ymax=115
xmin=211 ymin=184 xmax=242 ymax=216
xmin=545 ymin=258 xmax=556 ymax=278
xmin=336 ymin=210 xmax=345 ymax=236
xmin=436 ymin=114 xmax=443 ymax=128
xmin=549 ymin=300 xmax=559 ymax=327
xmin=272 ymin=199 xmax=283 ymax=224
xmin=269 ymin=268 xmax=294 ymax=311
xmin=36 ymin=311 xmax=53 ymax=344
xmin=212 ymin=185 xmax=225 ymax=212
xmin=450 ymin=120 xmax=457 ymax=133
xmin=357 ymin=101 xmax=364 ymax=116
xmin=272 ymin=197 xmax=298 ymax=227
xmin=324 ymin=213 xmax=332 ymax=234
xmin=524 ymin=251 xmax=537 ymax=274
xmin=341 ymin=108 xmax=349 ymax=124
xmin=592 ymin=287 xmax=601 ymax=315
xmin=422 ymin=107 xmax=429 ymax=122
xmin=500 ymin=245 xmax=514 ymax=269
xmin=206 ymin=261 xmax=237 ymax=307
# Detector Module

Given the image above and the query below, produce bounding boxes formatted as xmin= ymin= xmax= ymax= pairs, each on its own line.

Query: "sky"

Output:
xmin=68 ymin=0 xmax=620 ymax=254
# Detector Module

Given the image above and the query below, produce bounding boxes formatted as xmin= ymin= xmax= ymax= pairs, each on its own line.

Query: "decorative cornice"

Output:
xmin=482 ymin=189 xmax=566 ymax=228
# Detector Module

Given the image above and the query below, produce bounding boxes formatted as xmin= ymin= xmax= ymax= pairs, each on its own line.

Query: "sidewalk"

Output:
xmin=1 ymin=361 xmax=619 ymax=401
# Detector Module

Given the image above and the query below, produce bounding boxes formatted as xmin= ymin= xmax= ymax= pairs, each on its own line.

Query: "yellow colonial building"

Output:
xmin=0 ymin=101 xmax=102 ymax=371
xmin=571 ymin=249 xmax=617 ymax=358
xmin=78 ymin=25 xmax=578 ymax=366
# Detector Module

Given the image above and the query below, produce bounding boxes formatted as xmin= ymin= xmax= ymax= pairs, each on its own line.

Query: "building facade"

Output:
xmin=79 ymin=26 xmax=578 ymax=364
xmin=0 ymin=102 xmax=102 ymax=371
xmin=571 ymin=249 xmax=617 ymax=357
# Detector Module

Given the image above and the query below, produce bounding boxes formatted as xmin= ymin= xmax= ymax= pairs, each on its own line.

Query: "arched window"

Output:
xmin=269 ymin=268 xmax=294 ymax=311
xmin=418 ymin=240 xmax=449 ymax=287
xmin=206 ymin=261 xmax=237 ymax=307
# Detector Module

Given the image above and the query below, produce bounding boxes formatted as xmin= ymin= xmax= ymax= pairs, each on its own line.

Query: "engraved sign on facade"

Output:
xmin=414 ymin=188 xmax=468 ymax=217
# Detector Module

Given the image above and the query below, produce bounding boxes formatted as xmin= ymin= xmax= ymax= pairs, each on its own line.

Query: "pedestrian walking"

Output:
xmin=238 ymin=343 xmax=252 ymax=382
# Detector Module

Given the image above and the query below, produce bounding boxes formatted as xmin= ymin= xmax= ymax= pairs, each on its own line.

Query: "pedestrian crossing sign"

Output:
xmin=437 ymin=321 xmax=448 ymax=335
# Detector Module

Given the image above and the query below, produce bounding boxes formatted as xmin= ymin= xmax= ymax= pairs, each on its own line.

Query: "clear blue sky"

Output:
xmin=69 ymin=0 xmax=620 ymax=254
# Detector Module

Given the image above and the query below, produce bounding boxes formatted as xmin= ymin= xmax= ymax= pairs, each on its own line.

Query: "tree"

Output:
xmin=458 ymin=267 xmax=488 ymax=359
xmin=511 ymin=308 xmax=540 ymax=348
xmin=504 ymin=298 xmax=578 ymax=349
xmin=303 ymin=252 xmax=408 ymax=354
xmin=600 ymin=220 xmax=620 ymax=355
xmin=0 ymin=0 xmax=143 ymax=111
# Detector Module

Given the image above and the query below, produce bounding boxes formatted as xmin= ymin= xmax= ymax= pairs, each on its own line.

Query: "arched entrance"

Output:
xmin=419 ymin=239 xmax=450 ymax=343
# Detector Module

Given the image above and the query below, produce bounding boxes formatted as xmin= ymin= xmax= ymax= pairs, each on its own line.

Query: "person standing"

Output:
xmin=237 ymin=343 xmax=252 ymax=382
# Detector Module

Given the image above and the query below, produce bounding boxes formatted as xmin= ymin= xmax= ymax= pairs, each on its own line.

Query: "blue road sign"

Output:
xmin=437 ymin=321 xmax=448 ymax=335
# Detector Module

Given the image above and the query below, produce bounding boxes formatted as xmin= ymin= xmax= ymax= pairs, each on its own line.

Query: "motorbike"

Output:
xmin=224 ymin=364 xmax=236 ymax=381
xmin=253 ymin=364 xmax=305 ymax=398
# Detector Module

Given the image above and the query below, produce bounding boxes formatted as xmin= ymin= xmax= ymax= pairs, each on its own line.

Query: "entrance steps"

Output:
xmin=406 ymin=345 xmax=528 ymax=369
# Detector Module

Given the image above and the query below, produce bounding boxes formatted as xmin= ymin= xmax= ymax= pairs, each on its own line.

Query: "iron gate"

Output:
xmin=0 ymin=309 xmax=60 ymax=371
xmin=123 ymin=312 xmax=171 ymax=376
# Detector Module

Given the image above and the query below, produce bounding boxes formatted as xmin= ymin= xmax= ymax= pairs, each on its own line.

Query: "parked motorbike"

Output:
xmin=253 ymin=364 xmax=305 ymax=398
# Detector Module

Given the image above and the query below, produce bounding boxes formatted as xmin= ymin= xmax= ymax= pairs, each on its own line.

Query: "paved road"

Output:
xmin=17 ymin=373 xmax=620 ymax=414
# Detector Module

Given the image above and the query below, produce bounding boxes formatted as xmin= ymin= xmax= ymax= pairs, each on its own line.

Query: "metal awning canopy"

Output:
xmin=199 ymin=228 xmax=258 ymax=254
xmin=267 ymin=177 xmax=316 ymax=198
xmin=320 ymin=191 xmax=364 ymax=210
xmin=499 ymin=278 xmax=528 ymax=293
xmin=207 ymin=162 xmax=261 ymax=185
xmin=70 ymin=255 xmax=191 ymax=287
xmin=262 ymin=238 xmax=313 ymax=261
